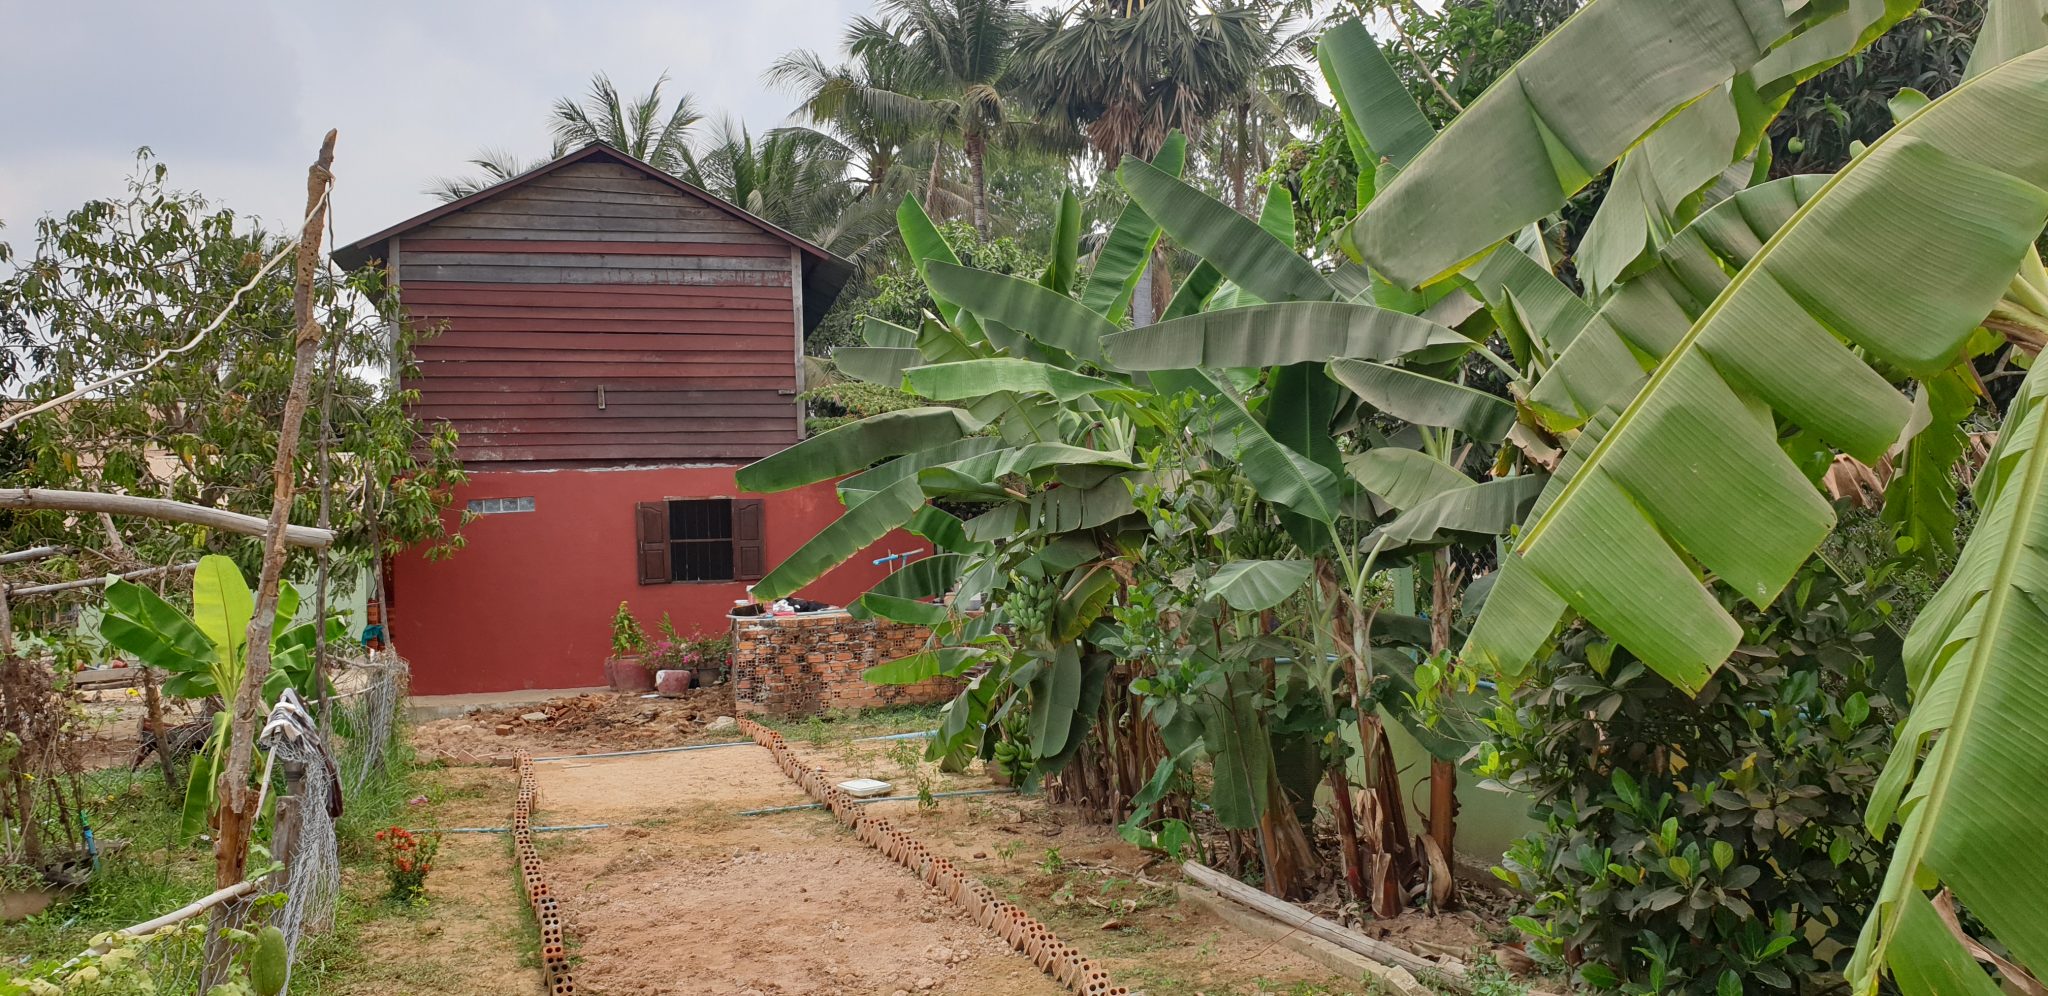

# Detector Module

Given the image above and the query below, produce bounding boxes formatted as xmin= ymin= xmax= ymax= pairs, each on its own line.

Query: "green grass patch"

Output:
xmin=759 ymin=703 xmax=944 ymax=746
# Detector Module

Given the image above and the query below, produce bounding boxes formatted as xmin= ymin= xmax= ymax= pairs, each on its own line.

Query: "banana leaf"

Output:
xmin=833 ymin=346 xmax=921 ymax=387
xmin=898 ymin=194 xmax=967 ymax=329
xmin=750 ymin=477 xmax=927 ymax=600
xmin=1328 ymin=359 xmax=1518 ymax=443
xmin=902 ymin=358 xmax=1139 ymax=404
xmin=1204 ymin=560 xmax=1315 ymax=612
xmin=192 ymin=554 xmax=252 ymax=675
xmin=1468 ymin=52 xmax=2048 ymax=691
xmin=1461 ymin=244 xmax=1593 ymax=363
xmin=1082 ymin=132 xmax=1187 ymax=323
xmin=99 ymin=580 xmax=216 ymax=697
xmin=864 ymin=647 xmax=988 ymax=686
xmin=862 ymin=316 xmax=917 ymax=348
xmin=1529 ymin=174 xmax=1829 ymax=429
xmin=1119 ymin=157 xmax=1336 ymax=304
xmin=1882 ymin=366 xmax=1977 ymax=565
xmin=836 ymin=437 xmax=1006 ymax=504
xmin=1573 ymin=82 xmax=1768 ymax=299
xmin=1851 ymin=357 xmax=2048 ymax=992
xmin=1317 ymin=18 xmax=1433 ymax=176
xmin=1202 ymin=391 xmax=1344 ymax=528
xmin=1040 ymin=189 xmax=1082 ymax=294
xmin=1343 ymin=0 xmax=1837 ymax=287
xmin=1265 ymin=362 xmax=1346 ymax=474
xmin=925 ymin=262 xmax=1115 ymax=363
xmin=1346 ymin=448 xmax=1475 ymax=511
xmin=1028 ymin=644 xmax=1084 ymax=757
xmin=738 ymin=407 xmax=983 ymax=493
xmin=1366 ymin=475 xmax=1547 ymax=551
xmin=1105 ymin=302 xmax=1469 ymax=371
xmin=1968 ymin=0 xmax=2048 ymax=78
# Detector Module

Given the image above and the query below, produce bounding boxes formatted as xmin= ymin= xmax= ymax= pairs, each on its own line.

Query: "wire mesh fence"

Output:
xmin=9 ymin=652 xmax=411 ymax=995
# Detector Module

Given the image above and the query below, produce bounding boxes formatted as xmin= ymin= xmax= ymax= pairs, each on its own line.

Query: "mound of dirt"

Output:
xmin=414 ymin=685 xmax=739 ymax=762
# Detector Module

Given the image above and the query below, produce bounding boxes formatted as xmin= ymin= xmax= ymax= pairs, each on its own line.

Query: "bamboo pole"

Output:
xmin=0 ymin=546 xmax=69 ymax=565
xmin=0 ymin=490 xmax=333 ymax=548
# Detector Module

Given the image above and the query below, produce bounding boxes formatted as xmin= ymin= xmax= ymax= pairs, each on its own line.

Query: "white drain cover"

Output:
xmin=836 ymin=778 xmax=894 ymax=798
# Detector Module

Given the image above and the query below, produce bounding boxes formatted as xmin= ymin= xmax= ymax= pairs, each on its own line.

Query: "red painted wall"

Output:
xmin=387 ymin=464 xmax=922 ymax=695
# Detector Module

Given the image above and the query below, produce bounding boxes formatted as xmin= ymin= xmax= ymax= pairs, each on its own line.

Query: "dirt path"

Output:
xmin=530 ymin=735 xmax=1408 ymax=996
xmin=533 ymin=746 xmax=1066 ymax=996
xmin=320 ymin=766 xmax=539 ymax=995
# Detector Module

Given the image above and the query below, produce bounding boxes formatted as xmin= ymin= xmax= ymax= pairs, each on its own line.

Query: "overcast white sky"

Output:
xmin=0 ymin=0 xmax=894 ymax=251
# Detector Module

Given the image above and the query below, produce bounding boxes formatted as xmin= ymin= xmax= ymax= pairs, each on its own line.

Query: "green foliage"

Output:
xmin=98 ymin=555 xmax=341 ymax=839
xmin=0 ymin=154 xmax=466 ymax=585
xmin=1470 ymin=558 xmax=1902 ymax=992
xmin=1769 ymin=2 xmax=1984 ymax=175
xmin=810 ymin=220 xmax=1046 ymax=356
xmin=608 ymin=602 xmax=647 ymax=657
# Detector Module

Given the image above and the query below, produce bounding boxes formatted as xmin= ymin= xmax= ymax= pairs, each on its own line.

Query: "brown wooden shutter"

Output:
xmin=635 ymin=502 xmax=670 ymax=585
xmin=732 ymin=498 xmax=766 ymax=581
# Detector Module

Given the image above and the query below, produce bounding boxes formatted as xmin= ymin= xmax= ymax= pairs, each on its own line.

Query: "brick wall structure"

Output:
xmin=729 ymin=610 xmax=962 ymax=717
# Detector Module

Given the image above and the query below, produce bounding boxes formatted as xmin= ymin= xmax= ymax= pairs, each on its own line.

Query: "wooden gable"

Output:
xmin=335 ymin=147 xmax=853 ymax=468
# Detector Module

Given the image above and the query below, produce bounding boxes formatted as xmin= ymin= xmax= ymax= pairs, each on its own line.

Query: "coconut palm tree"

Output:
xmin=425 ymin=148 xmax=541 ymax=201
xmin=428 ymin=73 xmax=704 ymax=202
xmin=547 ymin=72 xmax=703 ymax=174
xmin=873 ymin=0 xmax=1054 ymax=235
xmin=683 ymin=120 xmax=897 ymax=265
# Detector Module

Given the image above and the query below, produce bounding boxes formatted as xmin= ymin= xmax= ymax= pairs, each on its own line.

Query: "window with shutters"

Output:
xmin=635 ymin=498 xmax=766 ymax=585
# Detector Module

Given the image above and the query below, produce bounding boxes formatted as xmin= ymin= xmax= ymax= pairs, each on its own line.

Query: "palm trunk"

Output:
xmin=924 ymin=149 xmax=945 ymax=213
xmin=966 ymin=130 xmax=990 ymax=236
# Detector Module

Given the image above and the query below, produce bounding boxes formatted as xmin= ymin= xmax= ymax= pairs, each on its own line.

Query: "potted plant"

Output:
xmin=603 ymin=601 xmax=653 ymax=692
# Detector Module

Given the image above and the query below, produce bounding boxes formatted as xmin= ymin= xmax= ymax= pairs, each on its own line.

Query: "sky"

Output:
xmin=0 ymin=0 xmax=888 ymax=251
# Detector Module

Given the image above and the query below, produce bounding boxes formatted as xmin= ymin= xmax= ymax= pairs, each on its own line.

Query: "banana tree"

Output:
xmin=99 ymin=555 xmax=340 ymax=837
xmin=1314 ymin=0 xmax=2048 ymax=987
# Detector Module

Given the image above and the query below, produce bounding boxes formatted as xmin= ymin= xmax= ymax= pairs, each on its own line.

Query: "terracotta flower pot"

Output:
xmin=605 ymin=655 xmax=655 ymax=693
xmin=656 ymin=669 xmax=695 ymax=697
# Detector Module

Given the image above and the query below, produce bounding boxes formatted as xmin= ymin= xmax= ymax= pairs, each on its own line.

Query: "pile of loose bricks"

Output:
xmin=513 ymin=754 xmax=576 ymax=995
xmin=729 ymin=610 xmax=964 ymax=717
xmin=735 ymin=718 xmax=1128 ymax=995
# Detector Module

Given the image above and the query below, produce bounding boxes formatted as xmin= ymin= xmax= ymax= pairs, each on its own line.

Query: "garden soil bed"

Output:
xmin=413 ymin=685 xmax=737 ymax=761
xmin=776 ymin=732 xmax=1526 ymax=992
xmin=316 ymin=765 xmax=537 ymax=995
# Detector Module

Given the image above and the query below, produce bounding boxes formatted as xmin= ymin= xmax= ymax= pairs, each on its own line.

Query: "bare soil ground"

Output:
xmin=413 ymin=686 xmax=738 ymax=760
xmin=532 ymin=746 xmax=1067 ymax=996
xmin=313 ymin=765 xmax=538 ymax=996
xmin=521 ymin=722 xmax=1409 ymax=996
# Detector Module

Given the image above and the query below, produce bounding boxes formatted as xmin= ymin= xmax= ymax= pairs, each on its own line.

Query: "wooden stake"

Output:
xmin=143 ymin=667 xmax=177 ymax=794
xmin=213 ymin=130 xmax=335 ymax=891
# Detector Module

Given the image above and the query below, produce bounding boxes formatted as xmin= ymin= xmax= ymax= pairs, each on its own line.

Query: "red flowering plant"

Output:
xmin=374 ymin=825 xmax=443 ymax=903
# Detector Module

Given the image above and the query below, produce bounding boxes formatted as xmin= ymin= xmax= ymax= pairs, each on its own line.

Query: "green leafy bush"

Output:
xmin=1474 ymin=557 xmax=1901 ymax=993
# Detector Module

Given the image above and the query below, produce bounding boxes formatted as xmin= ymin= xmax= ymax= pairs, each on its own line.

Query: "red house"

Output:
xmin=335 ymin=144 xmax=905 ymax=695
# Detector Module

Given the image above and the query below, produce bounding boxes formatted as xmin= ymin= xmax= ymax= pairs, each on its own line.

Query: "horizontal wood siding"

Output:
xmin=398 ymin=160 xmax=799 ymax=465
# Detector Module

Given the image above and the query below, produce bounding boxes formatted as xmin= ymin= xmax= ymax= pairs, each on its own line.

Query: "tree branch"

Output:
xmin=0 ymin=489 xmax=333 ymax=549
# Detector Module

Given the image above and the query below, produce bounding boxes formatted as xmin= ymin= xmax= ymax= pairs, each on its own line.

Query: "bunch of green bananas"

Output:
xmin=999 ymin=571 xmax=1058 ymax=634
